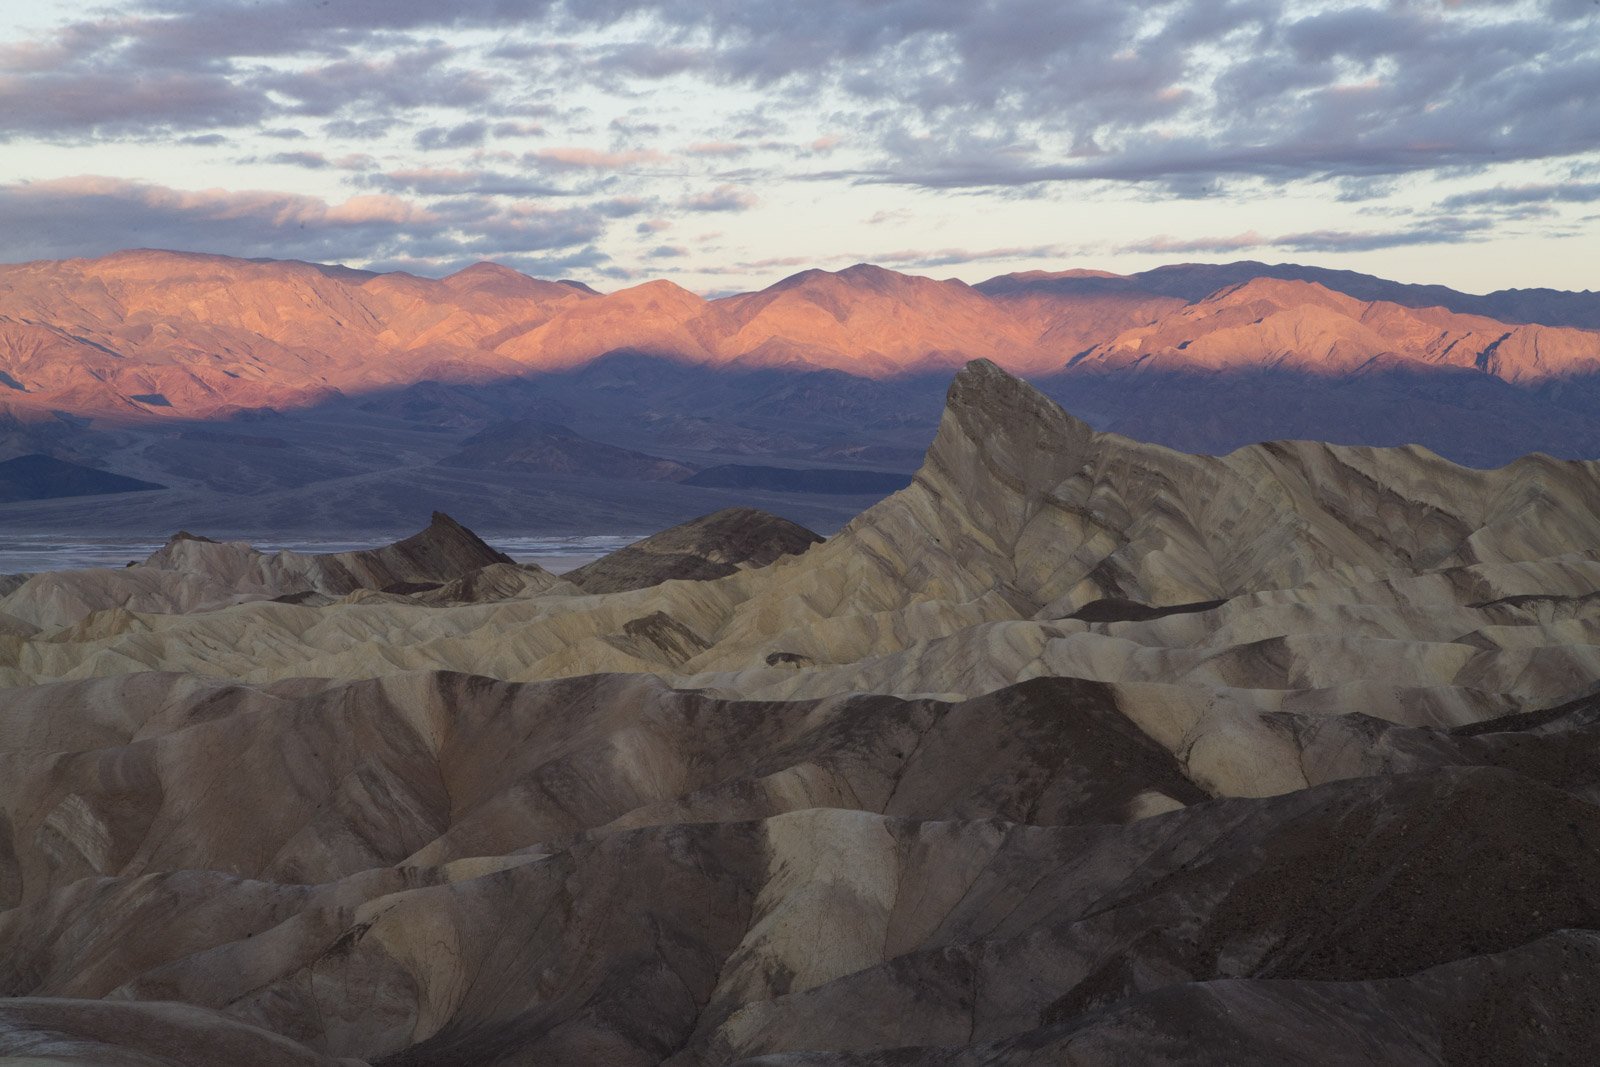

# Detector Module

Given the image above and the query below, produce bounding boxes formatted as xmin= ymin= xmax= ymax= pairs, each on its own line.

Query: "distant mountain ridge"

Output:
xmin=977 ymin=260 xmax=1600 ymax=328
xmin=4 ymin=249 xmax=1600 ymax=425
xmin=3 ymin=249 xmax=1600 ymax=528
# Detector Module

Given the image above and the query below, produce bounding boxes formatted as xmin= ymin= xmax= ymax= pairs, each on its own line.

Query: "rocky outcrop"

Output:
xmin=566 ymin=507 xmax=822 ymax=593
xmin=0 ymin=511 xmax=528 ymax=627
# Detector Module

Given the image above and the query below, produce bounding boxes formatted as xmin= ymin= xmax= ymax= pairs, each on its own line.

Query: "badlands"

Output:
xmin=2 ymin=361 xmax=1600 ymax=1063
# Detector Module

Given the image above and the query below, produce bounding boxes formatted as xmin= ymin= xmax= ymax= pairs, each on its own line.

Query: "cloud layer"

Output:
xmin=2 ymin=1 xmax=1597 ymax=284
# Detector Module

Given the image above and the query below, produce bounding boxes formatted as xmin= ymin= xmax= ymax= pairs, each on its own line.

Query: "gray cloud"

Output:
xmin=414 ymin=120 xmax=490 ymax=150
xmin=3 ymin=0 xmax=1591 ymax=194
xmin=0 ymin=176 xmax=608 ymax=270
xmin=360 ymin=167 xmax=566 ymax=198
xmin=678 ymin=184 xmax=757 ymax=212
xmin=860 ymin=244 xmax=1074 ymax=270
xmin=262 ymin=150 xmax=331 ymax=169
xmin=1121 ymin=218 xmax=1498 ymax=256
xmin=1440 ymin=182 xmax=1600 ymax=210
xmin=3 ymin=0 xmax=1596 ymax=275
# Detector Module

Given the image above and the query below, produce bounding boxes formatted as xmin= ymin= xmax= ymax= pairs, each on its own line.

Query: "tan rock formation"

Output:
xmin=2 ymin=360 xmax=1600 ymax=1063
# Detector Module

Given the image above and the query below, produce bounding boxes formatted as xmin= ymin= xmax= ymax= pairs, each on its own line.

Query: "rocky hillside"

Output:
xmin=2 ymin=361 xmax=1600 ymax=1063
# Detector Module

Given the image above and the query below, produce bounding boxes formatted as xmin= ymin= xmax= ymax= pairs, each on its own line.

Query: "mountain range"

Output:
xmin=3 ymin=249 xmax=1600 ymax=534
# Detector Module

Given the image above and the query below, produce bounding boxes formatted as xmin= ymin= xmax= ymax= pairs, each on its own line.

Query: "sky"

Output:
xmin=1 ymin=0 xmax=1597 ymax=294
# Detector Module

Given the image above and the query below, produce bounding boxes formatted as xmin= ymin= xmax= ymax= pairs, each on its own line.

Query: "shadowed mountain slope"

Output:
xmin=0 ymin=453 xmax=165 ymax=502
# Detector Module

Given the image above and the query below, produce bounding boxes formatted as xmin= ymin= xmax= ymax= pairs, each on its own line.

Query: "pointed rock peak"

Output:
xmin=387 ymin=512 xmax=514 ymax=568
xmin=932 ymin=359 xmax=1097 ymax=475
xmin=947 ymin=359 xmax=1086 ymax=430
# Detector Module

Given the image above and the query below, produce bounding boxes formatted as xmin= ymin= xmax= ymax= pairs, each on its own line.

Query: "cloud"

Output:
xmin=530 ymin=147 xmax=669 ymax=170
xmin=2 ymin=0 xmax=1597 ymax=282
xmin=490 ymin=120 xmax=547 ymax=137
xmin=3 ymin=0 xmax=1595 ymax=198
xmin=685 ymin=141 xmax=748 ymax=157
xmin=260 ymin=45 xmax=501 ymax=119
xmin=864 ymin=244 xmax=1075 ymax=269
xmin=678 ymin=184 xmax=758 ymax=212
xmin=414 ymin=120 xmax=490 ymax=150
xmin=262 ymin=151 xmax=331 ymax=169
xmin=1439 ymin=182 xmax=1600 ymax=210
xmin=0 ymin=176 xmax=608 ymax=271
xmin=0 ymin=66 xmax=269 ymax=139
xmin=593 ymin=196 xmax=653 ymax=217
xmin=364 ymin=167 xmax=566 ymax=198
xmin=1121 ymin=219 xmax=1497 ymax=255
